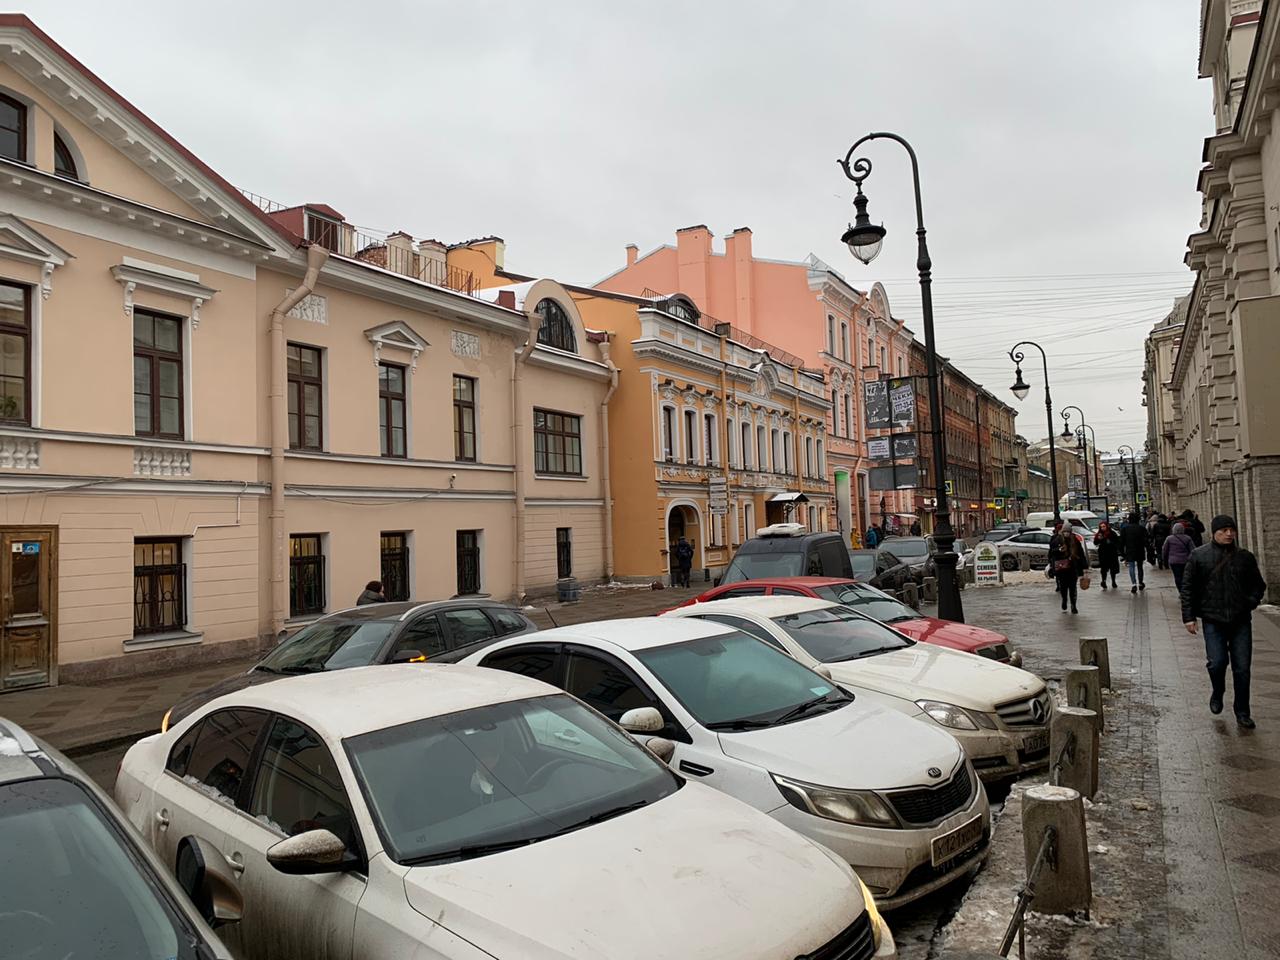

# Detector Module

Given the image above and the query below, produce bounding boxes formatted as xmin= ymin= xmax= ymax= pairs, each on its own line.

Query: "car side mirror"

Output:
xmin=813 ymin=664 xmax=834 ymax=680
xmin=643 ymin=736 xmax=676 ymax=764
xmin=619 ymin=706 xmax=665 ymax=733
xmin=266 ymin=829 xmax=351 ymax=876
xmin=175 ymin=836 xmax=243 ymax=927
xmin=389 ymin=649 xmax=425 ymax=664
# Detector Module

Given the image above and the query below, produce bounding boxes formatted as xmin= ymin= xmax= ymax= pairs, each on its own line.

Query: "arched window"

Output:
xmin=0 ymin=93 xmax=25 ymax=163
xmin=534 ymin=299 xmax=576 ymax=353
xmin=53 ymin=132 xmax=77 ymax=179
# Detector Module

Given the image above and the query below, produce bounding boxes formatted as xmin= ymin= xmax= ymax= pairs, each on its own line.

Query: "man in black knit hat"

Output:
xmin=1181 ymin=515 xmax=1268 ymax=728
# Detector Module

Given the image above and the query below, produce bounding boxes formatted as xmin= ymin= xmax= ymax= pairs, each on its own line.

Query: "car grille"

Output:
xmin=976 ymin=643 xmax=1010 ymax=661
xmin=995 ymin=690 xmax=1051 ymax=727
xmin=886 ymin=764 xmax=974 ymax=826
xmin=801 ymin=912 xmax=875 ymax=960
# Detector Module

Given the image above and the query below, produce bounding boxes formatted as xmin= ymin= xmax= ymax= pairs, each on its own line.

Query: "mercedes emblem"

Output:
xmin=927 ymin=766 xmax=942 ymax=779
xmin=1030 ymin=697 xmax=1047 ymax=724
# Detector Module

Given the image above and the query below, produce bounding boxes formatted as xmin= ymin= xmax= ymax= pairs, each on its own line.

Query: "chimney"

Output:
xmin=386 ymin=231 xmax=415 ymax=278
xmin=625 ymin=243 xmax=638 ymax=267
xmin=731 ymin=227 xmax=754 ymax=333
xmin=675 ymin=224 xmax=713 ymax=309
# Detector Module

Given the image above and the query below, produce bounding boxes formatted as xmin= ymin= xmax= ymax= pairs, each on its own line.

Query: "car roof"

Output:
xmin=315 ymin=598 xmax=516 ymax=623
xmin=512 ymin=616 xmax=738 ymax=653
xmin=200 ymin=664 xmax=558 ymax=738
xmin=848 ymin=549 xmax=876 ymax=556
xmin=670 ymin=596 xmax=837 ymax=619
xmin=719 ymin=576 xmax=856 ymax=588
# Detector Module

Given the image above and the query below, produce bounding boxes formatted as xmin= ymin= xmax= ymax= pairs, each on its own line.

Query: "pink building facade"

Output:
xmin=598 ymin=225 xmax=916 ymax=542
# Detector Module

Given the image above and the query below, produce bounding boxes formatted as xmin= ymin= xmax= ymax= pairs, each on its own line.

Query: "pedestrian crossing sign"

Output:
xmin=1136 ymin=491 xmax=1150 ymax=505
xmin=993 ymin=497 xmax=1005 ymax=508
xmin=945 ymin=480 xmax=954 ymax=495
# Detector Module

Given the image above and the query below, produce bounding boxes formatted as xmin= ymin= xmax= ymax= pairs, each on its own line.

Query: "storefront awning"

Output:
xmin=769 ymin=492 xmax=810 ymax=503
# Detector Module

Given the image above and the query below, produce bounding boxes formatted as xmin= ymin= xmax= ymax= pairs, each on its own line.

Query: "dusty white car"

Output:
xmin=465 ymin=617 xmax=989 ymax=909
xmin=115 ymin=664 xmax=893 ymax=959
xmin=664 ymin=597 xmax=1053 ymax=782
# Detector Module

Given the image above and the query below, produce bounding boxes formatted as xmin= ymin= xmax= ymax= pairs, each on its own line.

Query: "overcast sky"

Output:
xmin=27 ymin=0 xmax=1207 ymax=452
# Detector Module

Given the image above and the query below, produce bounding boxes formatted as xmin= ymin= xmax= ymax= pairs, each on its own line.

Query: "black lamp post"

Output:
xmin=1060 ymin=405 xmax=1095 ymax=508
xmin=1118 ymin=443 xmax=1140 ymax=514
xmin=1008 ymin=341 xmax=1060 ymax=522
xmin=839 ymin=131 xmax=962 ymax=622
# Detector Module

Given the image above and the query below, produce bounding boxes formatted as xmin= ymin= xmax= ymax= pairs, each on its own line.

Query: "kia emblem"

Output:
xmin=927 ymin=767 xmax=942 ymax=779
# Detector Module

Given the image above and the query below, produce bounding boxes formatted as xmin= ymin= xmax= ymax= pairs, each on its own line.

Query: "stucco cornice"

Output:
xmin=525 ymin=344 xmax=613 ymax=382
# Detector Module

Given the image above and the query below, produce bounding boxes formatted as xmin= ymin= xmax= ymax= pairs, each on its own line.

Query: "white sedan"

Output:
xmin=664 ymin=597 xmax=1054 ymax=783
xmin=464 ymin=617 xmax=989 ymax=909
xmin=115 ymin=664 xmax=893 ymax=960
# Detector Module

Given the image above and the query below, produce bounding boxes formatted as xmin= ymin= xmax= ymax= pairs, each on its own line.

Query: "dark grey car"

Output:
xmin=164 ymin=599 xmax=539 ymax=729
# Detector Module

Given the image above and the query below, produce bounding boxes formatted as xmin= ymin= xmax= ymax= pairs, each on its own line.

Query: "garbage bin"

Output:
xmin=557 ymin=577 xmax=580 ymax=602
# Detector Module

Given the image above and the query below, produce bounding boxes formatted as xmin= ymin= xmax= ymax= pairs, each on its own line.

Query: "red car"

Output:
xmin=668 ymin=576 xmax=1019 ymax=665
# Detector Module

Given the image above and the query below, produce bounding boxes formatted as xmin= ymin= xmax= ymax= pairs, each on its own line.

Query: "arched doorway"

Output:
xmin=666 ymin=501 xmax=702 ymax=586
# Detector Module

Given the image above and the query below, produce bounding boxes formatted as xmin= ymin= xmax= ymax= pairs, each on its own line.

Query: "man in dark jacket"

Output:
xmin=1181 ymin=510 xmax=1205 ymax=547
xmin=1151 ymin=514 xmax=1173 ymax=569
xmin=1181 ymin=515 xmax=1268 ymax=728
xmin=1121 ymin=512 xmax=1147 ymax=593
xmin=674 ymin=536 xmax=695 ymax=588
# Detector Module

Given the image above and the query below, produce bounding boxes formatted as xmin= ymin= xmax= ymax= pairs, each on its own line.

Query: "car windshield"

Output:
xmin=636 ymin=630 xmax=850 ymax=730
xmin=720 ymin=551 xmax=802 ymax=584
xmin=258 ymin=620 xmax=396 ymax=673
xmin=770 ymin=607 xmax=914 ymax=663
xmin=1078 ymin=516 xmax=1100 ymax=531
xmin=345 ymin=694 xmax=679 ymax=866
xmin=848 ymin=553 xmax=876 ymax=577
xmin=812 ymin=584 xmax=916 ymax=622
xmin=886 ymin=539 xmax=927 ymax=557
xmin=0 ymin=777 xmax=199 ymax=960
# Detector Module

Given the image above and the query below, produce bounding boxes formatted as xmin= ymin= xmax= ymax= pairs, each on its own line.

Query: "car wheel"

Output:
xmin=1001 ymin=554 xmax=1018 ymax=571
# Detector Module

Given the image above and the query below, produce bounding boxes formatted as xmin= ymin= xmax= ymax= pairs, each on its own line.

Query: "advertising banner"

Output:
xmin=863 ymin=381 xmax=891 ymax=430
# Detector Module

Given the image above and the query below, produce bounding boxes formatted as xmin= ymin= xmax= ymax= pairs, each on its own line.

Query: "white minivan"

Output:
xmin=1024 ymin=510 xmax=1099 ymax=533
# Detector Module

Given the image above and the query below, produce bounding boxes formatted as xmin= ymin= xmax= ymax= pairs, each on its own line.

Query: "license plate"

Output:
xmin=931 ymin=815 xmax=983 ymax=866
xmin=1023 ymin=731 xmax=1049 ymax=754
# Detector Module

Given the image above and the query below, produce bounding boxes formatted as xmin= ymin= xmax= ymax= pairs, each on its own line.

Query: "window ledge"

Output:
xmin=124 ymin=629 xmax=203 ymax=652
xmin=534 ymin=474 xmax=590 ymax=482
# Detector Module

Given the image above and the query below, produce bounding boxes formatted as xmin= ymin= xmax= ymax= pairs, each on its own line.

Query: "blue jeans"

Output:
xmin=1126 ymin=560 xmax=1144 ymax=585
xmin=1204 ymin=619 xmax=1253 ymax=718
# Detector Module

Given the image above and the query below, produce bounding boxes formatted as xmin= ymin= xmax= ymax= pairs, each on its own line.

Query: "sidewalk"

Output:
xmin=934 ymin=567 xmax=1280 ymax=959
xmin=0 ymin=582 xmax=700 ymax=753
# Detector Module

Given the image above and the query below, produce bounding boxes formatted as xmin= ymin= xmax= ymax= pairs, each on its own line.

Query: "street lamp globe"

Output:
xmin=841 ymin=186 xmax=886 ymax=265
xmin=1010 ymin=367 xmax=1031 ymax=401
xmin=1060 ymin=422 xmax=1073 ymax=440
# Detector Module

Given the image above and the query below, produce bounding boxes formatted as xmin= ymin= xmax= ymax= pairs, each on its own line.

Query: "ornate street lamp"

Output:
xmin=839 ymin=132 xmax=963 ymax=623
xmin=1008 ymin=341 xmax=1060 ymax=522
xmin=1060 ymin=405 xmax=1095 ymax=507
xmin=1118 ymin=443 xmax=1141 ymax=514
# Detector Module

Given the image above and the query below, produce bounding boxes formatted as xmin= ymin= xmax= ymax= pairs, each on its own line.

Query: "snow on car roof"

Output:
xmin=665 ymin=596 xmax=837 ymax=620
xmin=528 ymin=616 xmax=739 ymax=652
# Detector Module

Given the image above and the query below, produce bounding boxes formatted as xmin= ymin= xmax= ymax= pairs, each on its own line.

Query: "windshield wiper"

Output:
xmin=706 ymin=717 xmax=774 ymax=731
xmin=556 ymin=799 xmax=651 ymax=833
xmin=405 ymin=836 xmax=539 ymax=865
xmin=853 ymin=645 xmax=907 ymax=659
xmin=770 ymin=693 xmax=846 ymax=726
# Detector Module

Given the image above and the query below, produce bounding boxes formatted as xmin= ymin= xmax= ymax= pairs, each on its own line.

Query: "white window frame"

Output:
xmin=703 ymin=411 xmax=717 ymax=465
xmin=742 ymin=420 xmax=753 ymax=469
xmin=806 ymin=436 xmax=814 ymax=477
xmin=783 ymin=432 xmax=793 ymax=475
xmin=660 ymin=404 xmax=677 ymax=461
xmin=683 ymin=408 xmax=698 ymax=463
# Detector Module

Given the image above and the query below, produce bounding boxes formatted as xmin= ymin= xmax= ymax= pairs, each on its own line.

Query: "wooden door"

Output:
xmin=0 ymin=527 xmax=57 ymax=691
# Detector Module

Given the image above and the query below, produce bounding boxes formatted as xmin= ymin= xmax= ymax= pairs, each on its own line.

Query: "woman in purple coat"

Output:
xmin=1163 ymin=522 xmax=1197 ymax=591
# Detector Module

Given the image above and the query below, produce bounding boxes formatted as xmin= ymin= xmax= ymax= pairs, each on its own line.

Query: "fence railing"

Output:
xmin=999 ymin=826 xmax=1058 ymax=958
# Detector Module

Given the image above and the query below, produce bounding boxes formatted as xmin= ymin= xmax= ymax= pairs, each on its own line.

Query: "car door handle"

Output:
xmin=155 ymin=809 xmax=170 ymax=831
xmin=228 ymin=852 xmax=245 ymax=876
xmin=678 ymin=760 xmax=714 ymax=777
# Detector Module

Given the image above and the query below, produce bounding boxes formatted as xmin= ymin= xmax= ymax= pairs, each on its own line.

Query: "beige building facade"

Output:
xmin=0 ymin=16 xmax=609 ymax=691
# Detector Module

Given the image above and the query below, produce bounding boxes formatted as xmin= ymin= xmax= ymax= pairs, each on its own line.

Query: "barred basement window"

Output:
xmin=289 ymin=535 xmax=325 ymax=617
xmin=556 ymin=528 xmax=572 ymax=579
xmin=134 ymin=539 xmax=185 ymax=635
xmin=456 ymin=530 xmax=480 ymax=595
xmin=380 ymin=532 xmax=410 ymax=602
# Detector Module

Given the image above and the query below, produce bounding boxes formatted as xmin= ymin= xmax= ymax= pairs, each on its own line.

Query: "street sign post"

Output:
xmin=708 ymin=476 xmax=728 ymax=516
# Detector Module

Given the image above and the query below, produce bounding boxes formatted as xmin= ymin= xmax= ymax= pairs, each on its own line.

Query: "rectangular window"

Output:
xmin=133 ymin=538 xmax=185 ymax=635
xmin=133 ymin=309 xmax=183 ymax=439
xmin=841 ymin=323 xmax=849 ymax=361
xmin=867 ymin=337 xmax=874 ymax=366
xmin=534 ymin=409 xmax=583 ymax=476
xmin=783 ymin=432 xmax=793 ymax=475
xmin=289 ymin=534 xmax=325 ymax=617
xmin=556 ymin=527 xmax=572 ymax=578
xmin=456 ymin=530 xmax=480 ymax=595
xmin=703 ymin=413 xmax=715 ymax=464
xmin=380 ymin=532 xmax=410 ymax=602
xmin=771 ymin=428 xmax=781 ymax=471
xmin=683 ymin=409 xmax=697 ymax=462
xmin=757 ymin=425 xmax=767 ymax=470
xmin=0 ymin=282 xmax=29 ymax=424
xmin=453 ymin=375 xmax=476 ymax=462
xmin=661 ymin=406 xmax=675 ymax=461
xmin=742 ymin=421 xmax=752 ymax=469
xmin=880 ymin=346 xmax=887 ymax=371
xmin=806 ymin=437 xmax=814 ymax=477
xmin=726 ymin=417 xmax=736 ymax=467
xmin=827 ymin=316 xmax=835 ymax=354
xmin=379 ymin=362 xmax=407 ymax=458
xmin=287 ymin=343 xmax=323 ymax=451
xmin=844 ymin=394 xmax=853 ymax=439
xmin=832 ymin=390 xmax=839 ymax=434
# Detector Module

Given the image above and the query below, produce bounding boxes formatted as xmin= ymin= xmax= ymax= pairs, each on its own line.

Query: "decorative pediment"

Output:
xmin=364 ymin=320 xmax=430 ymax=372
xmin=111 ymin=258 xmax=218 ymax=327
xmin=0 ymin=214 xmax=72 ymax=299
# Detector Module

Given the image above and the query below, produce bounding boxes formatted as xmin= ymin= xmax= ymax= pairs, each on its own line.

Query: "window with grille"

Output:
xmin=134 ymin=310 xmax=183 ymax=439
xmin=453 ymin=375 xmax=476 ymax=462
xmin=134 ymin=538 xmax=186 ymax=636
xmin=456 ymin=530 xmax=480 ymax=595
xmin=379 ymin=362 xmax=407 ymax=458
xmin=556 ymin=527 xmax=572 ymax=579
xmin=289 ymin=535 xmax=325 ymax=617
xmin=534 ymin=409 xmax=582 ymax=476
xmin=380 ymin=532 xmax=410 ymax=602
xmin=534 ymin=299 xmax=577 ymax=353
xmin=0 ymin=282 xmax=29 ymax=425
xmin=287 ymin=343 xmax=323 ymax=450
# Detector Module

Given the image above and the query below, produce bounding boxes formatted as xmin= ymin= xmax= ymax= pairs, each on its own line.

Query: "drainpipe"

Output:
xmin=512 ymin=314 xmax=542 ymax=603
xmin=269 ymin=244 xmax=329 ymax=637
xmin=598 ymin=338 xmax=619 ymax=581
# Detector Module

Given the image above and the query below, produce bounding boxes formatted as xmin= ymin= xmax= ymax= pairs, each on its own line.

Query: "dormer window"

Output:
xmin=535 ymin=299 xmax=577 ymax=353
xmin=53 ymin=132 xmax=77 ymax=180
xmin=305 ymin=211 xmax=342 ymax=253
xmin=0 ymin=93 xmax=25 ymax=163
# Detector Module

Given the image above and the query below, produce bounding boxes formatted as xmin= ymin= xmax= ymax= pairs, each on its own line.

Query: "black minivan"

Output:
xmin=719 ymin=524 xmax=854 ymax=584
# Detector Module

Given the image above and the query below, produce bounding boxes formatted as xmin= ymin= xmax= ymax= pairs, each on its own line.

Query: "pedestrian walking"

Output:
xmin=1048 ymin=520 xmax=1088 ymax=614
xmin=1180 ymin=509 xmax=1205 ymax=548
xmin=865 ymin=525 xmax=879 ymax=548
xmin=356 ymin=580 xmax=386 ymax=605
xmin=1162 ymin=522 xmax=1196 ymax=592
xmin=1152 ymin=514 xmax=1172 ymax=569
xmin=910 ymin=519 xmax=922 ymax=537
xmin=1093 ymin=520 xmax=1121 ymax=589
xmin=1181 ymin=515 xmax=1268 ymax=728
xmin=1121 ymin=512 xmax=1147 ymax=593
xmin=674 ymin=536 xmax=695 ymax=588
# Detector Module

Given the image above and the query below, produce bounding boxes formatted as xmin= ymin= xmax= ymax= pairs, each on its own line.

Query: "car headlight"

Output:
xmin=857 ymin=875 xmax=892 ymax=952
xmin=772 ymin=774 xmax=898 ymax=827
xmin=916 ymin=699 xmax=980 ymax=730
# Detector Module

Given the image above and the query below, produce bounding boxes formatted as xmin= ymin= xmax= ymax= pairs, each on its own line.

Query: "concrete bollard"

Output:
xmin=1064 ymin=664 xmax=1104 ymax=733
xmin=1020 ymin=552 xmax=1032 ymax=572
xmin=1079 ymin=637 xmax=1111 ymax=689
xmin=1022 ymin=783 xmax=1092 ymax=915
xmin=902 ymin=581 xmax=921 ymax=611
xmin=1051 ymin=706 xmax=1100 ymax=798
xmin=921 ymin=577 xmax=938 ymax=602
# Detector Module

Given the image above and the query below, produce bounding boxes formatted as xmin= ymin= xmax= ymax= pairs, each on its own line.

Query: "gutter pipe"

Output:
xmin=512 ymin=315 xmax=542 ymax=602
xmin=598 ymin=338 xmax=619 ymax=580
